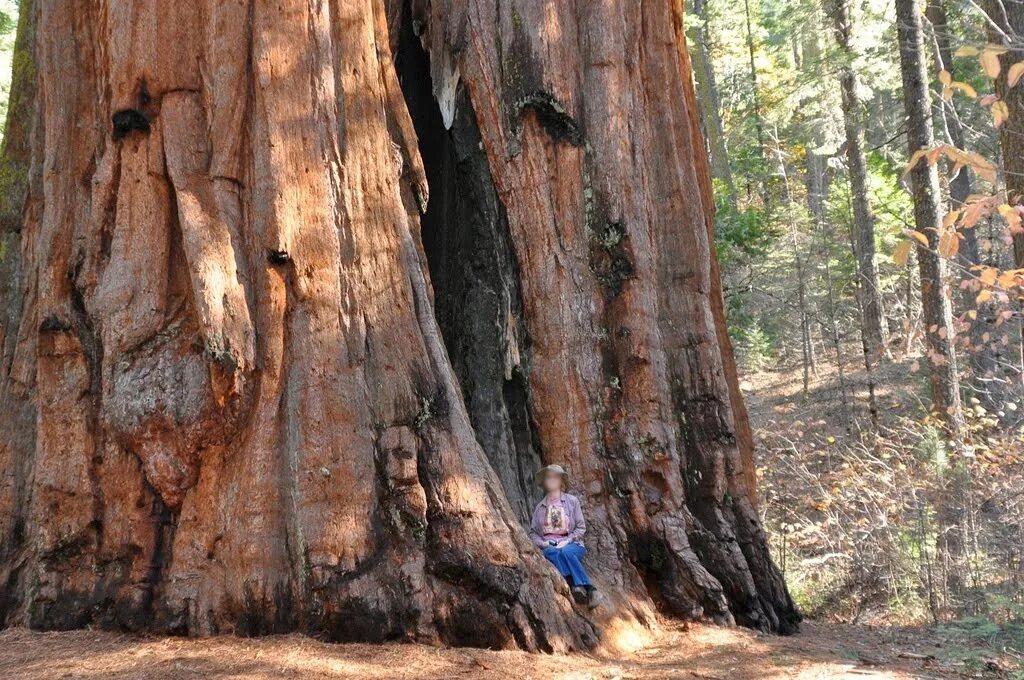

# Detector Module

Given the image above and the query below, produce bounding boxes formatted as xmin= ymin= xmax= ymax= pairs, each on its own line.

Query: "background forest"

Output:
xmin=689 ymin=0 xmax=1024 ymax=668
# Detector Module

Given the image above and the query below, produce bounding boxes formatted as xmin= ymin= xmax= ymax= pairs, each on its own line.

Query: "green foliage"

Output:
xmin=694 ymin=0 xmax=1024 ymax=660
xmin=939 ymin=601 xmax=1024 ymax=677
xmin=732 ymin=320 xmax=777 ymax=370
xmin=912 ymin=424 xmax=948 ymax=470
xmin=714 ymin=186 xmax=776 ymax=267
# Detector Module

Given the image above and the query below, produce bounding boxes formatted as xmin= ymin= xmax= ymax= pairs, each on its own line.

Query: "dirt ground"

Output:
xmin=0 ymin=620 xmax=1005 ymax=680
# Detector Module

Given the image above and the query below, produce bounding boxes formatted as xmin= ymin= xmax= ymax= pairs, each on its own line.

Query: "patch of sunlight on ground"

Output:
xmin=602 ymin=617 xmax=655 ymax=655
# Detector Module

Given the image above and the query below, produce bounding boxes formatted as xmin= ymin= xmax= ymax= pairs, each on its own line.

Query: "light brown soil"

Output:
xmin=0 ymin=621 xmax=993 ymax=679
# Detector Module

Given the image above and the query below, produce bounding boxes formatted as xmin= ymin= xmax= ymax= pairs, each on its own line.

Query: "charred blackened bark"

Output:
xmin=396 ymin=22 xmax=542 ymax=521
xmin=0 ymin=0 xmax=797 ymax=648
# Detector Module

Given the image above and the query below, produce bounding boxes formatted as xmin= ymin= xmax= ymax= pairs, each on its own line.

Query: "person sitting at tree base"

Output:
xmin=529 ymin=464 xmax=600 ymax=609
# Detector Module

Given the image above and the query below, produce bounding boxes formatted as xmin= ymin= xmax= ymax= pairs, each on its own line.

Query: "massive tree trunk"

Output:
xmin=827 ymin=0 xmax=888 ymax=365
xmin=0 ymin=0 xmax=798 ymax=649
xmin=895 ymin=0 xmax=965 ymax=435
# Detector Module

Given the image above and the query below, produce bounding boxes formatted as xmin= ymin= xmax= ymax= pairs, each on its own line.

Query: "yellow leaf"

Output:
xmin=939 ymin=230 xmax=960 ymax=258
xmin=892 ymin=240 xmax=912 ymax=266
xmin=980 ymin=267 xmax=999 ymax=285
xmin=942 ymin=146 xmax=968 ymax=163
xmin=977 ymin=289 xmax=993 ymax=304
xmin=993 ymin=100 xmax=1010 ymax=127
xmin=982 ymin=49 xmax=1002 ymax=78
xmin=904 ymin=229 xmax=931 ymax=248
xmin=954 ymin=46 xmax=980 ymax=57
xmin=997 ymin=271 xmax=1019 ymax=288
xmin=943 ymin=210 xmax=961 ymax=227
xmin=949 ymin=81 xmax=978 ymax=99
xmin=904 ymin=147 xmax=931 ymax=175
xmin=1009 ymin=61 xmax=1024 ymax=87
xmin=939 ymin=69 xmax=952 ymax=85
xmin=998 ymin=203 xmax=1022 ymax=228
xmin=986 ymin=43 xmax=1010 ymax=56
xmin=927 ymin=145 xmax=946 ymax=164
xmin=962 ymin=202 xmax=984 ymax=228
xmin=967 ymin=151 xmax=998 ymax=183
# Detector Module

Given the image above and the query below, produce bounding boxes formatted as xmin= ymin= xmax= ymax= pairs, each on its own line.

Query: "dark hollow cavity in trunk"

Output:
xmin=396 ymin=17 xmax=543 ymax=522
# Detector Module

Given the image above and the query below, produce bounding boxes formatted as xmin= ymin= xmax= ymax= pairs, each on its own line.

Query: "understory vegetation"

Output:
xmin=696 ymin=0 xmax=1023 ymax=670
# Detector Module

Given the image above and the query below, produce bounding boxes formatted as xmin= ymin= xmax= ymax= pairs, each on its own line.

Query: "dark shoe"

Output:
xmin=571 ymin=586 xmax=588 ymax=604
xmin=586 ymin=587 xmax=601 ymax=609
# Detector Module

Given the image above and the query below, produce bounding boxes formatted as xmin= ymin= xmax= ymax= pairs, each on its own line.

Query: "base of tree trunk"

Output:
xmin=0 ymin=0 xmax=799 ymax=650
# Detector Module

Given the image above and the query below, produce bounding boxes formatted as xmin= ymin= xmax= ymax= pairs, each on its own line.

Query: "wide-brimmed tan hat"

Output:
xmin=535 ymin=464 xmax=569 ymax=487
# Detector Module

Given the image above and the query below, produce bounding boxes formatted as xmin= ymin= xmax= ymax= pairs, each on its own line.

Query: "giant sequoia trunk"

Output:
xmin=0 ymin=0 xmax=798 ymax=649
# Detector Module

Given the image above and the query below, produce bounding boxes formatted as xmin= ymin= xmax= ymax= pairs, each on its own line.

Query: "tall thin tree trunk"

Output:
xmin=0 ymin=0 xmax=798 ymax=647
xmin=985 ymin=0 xmax=1024 ymax=269
xmin=926 ymin=0 xmax=1000 ymax=404
xmin=925 ymin=0 xmax=979 ymax=268
xmin=982 ymin=0 xmax=1024 ymax=396
xmin=924 ymin=0 xmax=980 ymax=609
xmin=817 ymin=207 xmax=853 ymax=429
xmin=775 ymin=142 xmax=814 ymax=395
xmin=689 ymin=0 xmax=738 ymax=207
xmin=895 ymin=0 xmax=965 ymax=436
xmin=798 ymin=20 xmax=827 ymax=385
xmin=743 ymin=0 xmax=767 ymax=166
xmin=826 ymin=0 xmax=888 ymax=365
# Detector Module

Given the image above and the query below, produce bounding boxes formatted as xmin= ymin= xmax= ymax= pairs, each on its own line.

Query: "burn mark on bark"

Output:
xmin=515 ymin=91 xmax=584 ymax=147
xmin=236 ymin=581 xmax=297 ymax=636
xmin=111 ymin=109 xmax=150 ymax=141
xmin=396 ymin=13 xmax=543 ymax=520
xmin=409 ymin=375 xmax=450 ymax=433
xmin=140 ymin=492 xmax=175 ymax=618
xmin=589 ymin=220 xmax=635 ymax=295
xmin=320 ymin=597 xmax=392 ymax=643
xmin=266 ymin=249 xmax=290 ymax=266
xmin=497 ymin=16 xmax=585 ymax=151
xmin=39 ymin=315 xmax=72 ymax=333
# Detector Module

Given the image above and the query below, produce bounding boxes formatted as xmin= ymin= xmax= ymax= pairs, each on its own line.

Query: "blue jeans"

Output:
xmin=542 ymin=543 xmax=593 ymax=588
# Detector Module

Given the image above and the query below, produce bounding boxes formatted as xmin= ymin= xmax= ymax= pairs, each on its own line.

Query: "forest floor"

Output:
xmin=4 ymin=352 xmax=1019 ymax=680
xmin=0 ymin=620 xmax=1005 ymax=680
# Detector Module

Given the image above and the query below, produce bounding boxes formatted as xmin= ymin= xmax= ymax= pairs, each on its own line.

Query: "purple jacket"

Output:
xmin=529 ymin=493 xmax=586 ymax=548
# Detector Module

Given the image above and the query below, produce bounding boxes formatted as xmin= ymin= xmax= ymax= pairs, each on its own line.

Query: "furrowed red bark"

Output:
xmin=0 ymin=0 xmax=798 ymax=648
